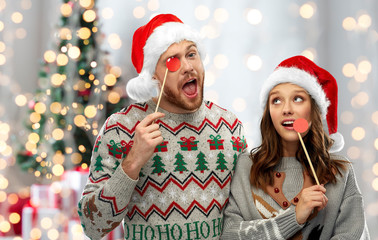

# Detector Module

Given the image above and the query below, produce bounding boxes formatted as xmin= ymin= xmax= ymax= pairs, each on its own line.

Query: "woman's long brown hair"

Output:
xmin=250 ymin=98 xmax=348 ymax=191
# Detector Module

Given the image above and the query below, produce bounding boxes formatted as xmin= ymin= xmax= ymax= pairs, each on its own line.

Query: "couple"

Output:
xmin=78 ymin=14 xmax=369 ymax=240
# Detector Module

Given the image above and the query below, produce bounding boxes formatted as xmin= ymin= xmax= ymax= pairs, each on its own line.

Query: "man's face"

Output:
xmin=153 ymin=40 xmax=204 ymax=114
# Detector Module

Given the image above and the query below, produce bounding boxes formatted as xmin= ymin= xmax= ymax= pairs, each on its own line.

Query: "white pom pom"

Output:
xmin=126 ymin=72 xmax=158 ymax=102
xmin=329 ymin=132 xmax=344 ymax=153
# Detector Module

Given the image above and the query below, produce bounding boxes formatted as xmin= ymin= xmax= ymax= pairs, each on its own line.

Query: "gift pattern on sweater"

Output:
xmin=78 ymin=99 xmax=247 ymax=240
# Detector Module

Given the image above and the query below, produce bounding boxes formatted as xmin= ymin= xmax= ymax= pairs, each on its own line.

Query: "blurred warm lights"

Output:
xmin=52 ymin=128 xmax=64 ymax=140
xmin=299 ymin=3 xmax=315 ymax=19
xmin=84 ymin=105 xmax=97 ymax=118
xmin=101 ymin=7 xmax=114 ymax=19
xmin=60 ymin=3 xmax=72 ymax=17
xmin=29 ymin=112 xmax=41 ymax=123
xmin=34 ymin=102 xmax=46 ymax=114
xmin=52 ymin=164 xmax=64 ymax=176
xmin=15 ymin=94 xmax=27 ymax=106
xmin=44 ymin=50 xmax=56 ymax=63
xmin=246 ymin=55 xmax=263 ymax=71
xmin=28 ymin=133 xmax=40 ymax=144
xmin=9 ymin=213 xmax=21 ymax=224
xmin=342 ymin=17 xmax=357 ymax=31
xmin=301 ymin=49 xmax=316 ymax=61
xmin=232 ymin=98 xmax=247 ymax=112
xmin=107 ymin=33 xmax=122 ymax=50
xmin=195 ymin=5 xmax=210 ymax=21
xmin=30 ymin=228 xmax=42 ymax=239
xmin=147 ymin=0 xmax=159 ymax=11
xmin=0 ymin=221 xmax=11 ymax=233
xmin=342 ymin=63 xmax=356 ymax=77
xmin=59 ymin=28 xmax=72 ymax=40
xmin=204 ymin=71 xmax=215 ymax=87
xmin=48 ymin=228 xmax=59 ymax=240
xmin=214 ymin=54 xmax=229 ymax=70
xmin=11 ymin=12 xmax=23 ymax=23
xmin=83 ymin=10 xmax=96 ymax=22
xmin=41 ymin=217 xmax=52 ymax=229
xmin=56 ymin=54 xmax=69 ymax=66
xmin=0 ymin=21 xmax=3 ymax=32
xmin=0 ymin=175 xmax=8 ymax=189
xmin=104 ymin=74 xmax=116 ymax=86
xmin=15 ymin=28 xmax=27 ymax=39
xmin=0 ymin=41 xmax=5 ymax=52
xmin=71 ymin=153 xmax=82 ymax=164
xmin=68 ymin=46 xmax=81 ymax=59
xmin=50 ymin=102 xmax=62 ymax=114
xmin=74 ymin=115 xmax=86 ymax=127
xmin=372 ymin=178 xmax=378 ymax=191
xmin=358 ymin=14 xmax=372 ymax=29
xmin=133 ymin=6 xmax=145 ymax=19
xmin=108 ymin=91 xmax=121 ymax=104
xmin=246 ymin=9 xmax=263 ymax=25
xmin=0 ymin=54 xmax=6 ymax=65
xmin=214 ymin=8 xmax=229 ymax=23
xmin=77 ymin=27 xmax=91 ymax=40
xmin=80 ymin=0 xmax=94 ymax=9
xmin=351 ymin=127 xmax=365 ymax=141
xmin=358 ymin=60 xmax=372 ymax=74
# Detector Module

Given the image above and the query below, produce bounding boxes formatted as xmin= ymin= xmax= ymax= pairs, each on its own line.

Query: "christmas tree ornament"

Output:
xmin=294 ymin=118 xmax=320 ymax=185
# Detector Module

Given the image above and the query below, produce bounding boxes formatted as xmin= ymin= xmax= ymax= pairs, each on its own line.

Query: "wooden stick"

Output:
xmin=155 ymin=68 xmax=168 ymax=113
xmin=297 ymin=132 xmax=320 ymax=185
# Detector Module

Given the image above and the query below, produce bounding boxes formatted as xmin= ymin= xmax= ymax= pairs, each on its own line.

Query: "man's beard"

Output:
xmin=162 ymin=85 xmax=203 ymax=112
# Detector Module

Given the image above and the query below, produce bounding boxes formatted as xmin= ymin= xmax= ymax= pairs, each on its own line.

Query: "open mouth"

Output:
xmin=282 ymin=120 xmax=294 ymax=128
xmin=182 ymin=78 xmax=198 ymax=97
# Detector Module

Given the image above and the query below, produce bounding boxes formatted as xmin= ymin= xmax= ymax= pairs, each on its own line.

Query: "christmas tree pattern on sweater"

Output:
xmin=78 ymin=100 xmax=247 ymax=239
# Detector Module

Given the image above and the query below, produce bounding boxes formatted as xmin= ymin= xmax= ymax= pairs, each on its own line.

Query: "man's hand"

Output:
xmin=295 ymin=184 xmax=328 ymax=225
xmin=122 ymin=112 xmax=165 ymax=180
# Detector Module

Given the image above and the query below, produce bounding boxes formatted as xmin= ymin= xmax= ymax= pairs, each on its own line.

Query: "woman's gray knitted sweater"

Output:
xmin=221 ymin=153 xmax=370 ymax=240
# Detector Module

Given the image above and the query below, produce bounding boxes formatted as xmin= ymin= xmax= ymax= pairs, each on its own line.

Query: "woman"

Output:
xmin=221 ymin=56 xmax=370 ymax=239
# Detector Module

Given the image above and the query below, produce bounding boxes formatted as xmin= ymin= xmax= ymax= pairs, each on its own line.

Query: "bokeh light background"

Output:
xmin=0 ymin=0 xmax=377 ymax=238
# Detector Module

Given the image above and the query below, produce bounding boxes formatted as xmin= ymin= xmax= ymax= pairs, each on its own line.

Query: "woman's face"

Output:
xmin=268 ymin=83 xmax=312 ymax=145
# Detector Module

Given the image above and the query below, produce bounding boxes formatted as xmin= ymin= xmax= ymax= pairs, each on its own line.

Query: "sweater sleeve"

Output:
xmin=221 ymin=154 xmax=303 ymax=240
xmin=77 ymin=114 xmax=138 ymax=240
xmin=330 ymin=164 xmax=370 ymax=240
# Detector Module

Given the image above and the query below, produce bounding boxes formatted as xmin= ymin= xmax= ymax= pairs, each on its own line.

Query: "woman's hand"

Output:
xmin=295 ymin=184 xmax=328 ymax=225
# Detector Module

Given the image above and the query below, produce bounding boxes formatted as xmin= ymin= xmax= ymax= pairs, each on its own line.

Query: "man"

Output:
xmin=78 ymin=14 xmax=247 ymax=240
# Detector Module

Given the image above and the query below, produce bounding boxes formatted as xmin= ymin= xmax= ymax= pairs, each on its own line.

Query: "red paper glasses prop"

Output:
xmin=294 ymin=118 xmax=320 ymax=185
xmin=155 ymin=57 xmax=181 ymax=113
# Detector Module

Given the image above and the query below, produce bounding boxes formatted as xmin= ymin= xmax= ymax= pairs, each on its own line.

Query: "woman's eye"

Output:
xmin=272 ymin=98 xmax=281 ymax=104
xmin=294 ymin=96 xmax=303 ymax=102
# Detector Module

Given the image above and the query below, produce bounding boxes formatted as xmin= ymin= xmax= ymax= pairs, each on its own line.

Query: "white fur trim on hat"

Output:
xmin=259 ymin=67 xmax=330 ymax=120
xmin=126 ymin=22 xmax=204 ymax=102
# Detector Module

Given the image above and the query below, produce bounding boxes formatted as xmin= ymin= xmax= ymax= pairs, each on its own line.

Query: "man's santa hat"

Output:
xmin=260 ymin=55 xmax=344 ymax=153
xmin=126 ymin=14 xmax=204 ymax=102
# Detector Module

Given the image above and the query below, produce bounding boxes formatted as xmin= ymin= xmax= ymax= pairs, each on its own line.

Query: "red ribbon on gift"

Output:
xmin=180 ymin=136 xmax=196 ymax=143
xmin=121 ymin=140 xmax=134 ymax=156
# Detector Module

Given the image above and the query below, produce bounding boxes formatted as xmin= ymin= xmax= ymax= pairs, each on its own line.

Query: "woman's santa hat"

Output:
xmin=260 ymin=55 xmax=344 ymax=153
xmin=126 ymin=14 xmax=204 ymax=102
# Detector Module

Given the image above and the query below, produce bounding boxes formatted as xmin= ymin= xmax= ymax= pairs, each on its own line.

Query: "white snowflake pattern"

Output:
xmin=159 ymin=196 xmax=167 ymax=206
xmin=208 ymin=152 xmax=215 ymax=159
xmin=209 ymin=185 xmax=218 ymax=197
xmin=168 ymin=189 xmax=177 ymax=199
xmin=200 ymin=193 xmax=208 ymax=202
xmin=218 ymin=192 xmax=225 ymax=202
xmin=148 ymin=192 xmax=155 ymax=201
xmin=190 ymin=187 xmax=197 ymax=197
xmin=180 ymin=194 xmax=189 ymax=204
xmin=141 ymin=201 xmax=147 ymax=209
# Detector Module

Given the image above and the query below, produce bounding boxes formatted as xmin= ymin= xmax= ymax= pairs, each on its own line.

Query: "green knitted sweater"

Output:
xmin=78 ymin=99 xmax=247 ymax=240
xmin=221 ymin=153 xmax=370 ymax=240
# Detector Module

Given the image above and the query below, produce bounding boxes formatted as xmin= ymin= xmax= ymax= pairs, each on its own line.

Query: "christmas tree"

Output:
xmin=151 ymin=154 xmax=166 ymax=176
xmin=174 ymin=152 xmax=188 ymax=173
xmin=215 ymin=151 xmax=228 ymax=172
xmin=195 ymin=151 xmax=209 ymax=173
xmin=94 ymin=155 xmax=103 ymax=172
xmin=15 ymin=0 xmax=128 ymax=179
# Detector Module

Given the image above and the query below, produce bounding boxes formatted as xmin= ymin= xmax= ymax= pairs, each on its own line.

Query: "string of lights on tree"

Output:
xmin=15 ymin=0 xmax=127 ymax=180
